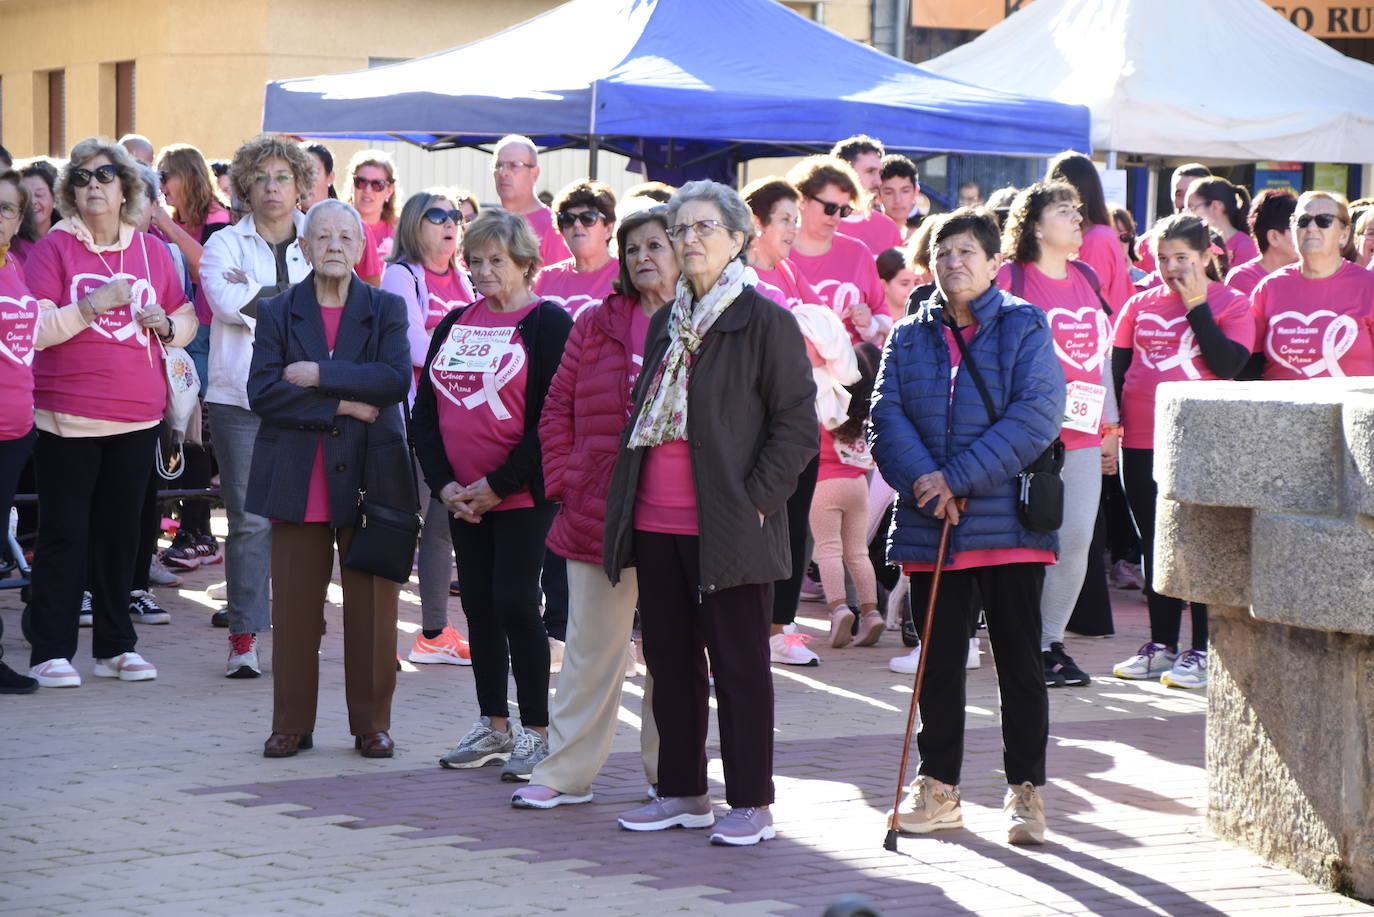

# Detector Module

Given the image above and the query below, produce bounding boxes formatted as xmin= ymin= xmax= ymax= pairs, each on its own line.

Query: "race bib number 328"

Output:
xmin=438 ymin=326 xmax=514 ymax=374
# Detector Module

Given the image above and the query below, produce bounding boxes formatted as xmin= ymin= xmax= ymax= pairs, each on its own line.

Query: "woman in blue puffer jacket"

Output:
xmin=871 ymin=208 xmax=1065 ymax=847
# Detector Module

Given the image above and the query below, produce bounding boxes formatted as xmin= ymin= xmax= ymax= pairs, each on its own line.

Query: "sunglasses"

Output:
xmin=1118 ymin=232 xmax=1134 ymax=244
xmin=666 ymin=219 xmax=726 ymax=242
xmin=353 ymin=176 xmax=393 ymax=193
xmin=1294 ymin=213 xmax=1344 ymax=230
xmin=423 ymin=207 xmax=461 ymax=226
xmin=71 ymin=164 xmax=119 ymax=188
xmin=809 ymin=196 xmax=854 ymax=219
xmin=557 ymin=210 xmax=605 ymax=229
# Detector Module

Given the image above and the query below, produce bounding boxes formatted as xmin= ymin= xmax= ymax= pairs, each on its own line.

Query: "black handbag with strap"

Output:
xmin=945 ymin=314 xmax=1064 ymax=533
xmin=343 ymin=398 xmax=423 ymax=584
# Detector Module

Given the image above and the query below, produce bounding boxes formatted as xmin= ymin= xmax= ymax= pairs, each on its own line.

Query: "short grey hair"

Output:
xmin=666 ymin=180 xmax=755 ymax=260
xmin=492 ymin=134 xmax=538 ymax=165
xmin=303 ymin=198 xmax=365 ymax=239
xmin=134 ymin=163 xmax=160 ymax=210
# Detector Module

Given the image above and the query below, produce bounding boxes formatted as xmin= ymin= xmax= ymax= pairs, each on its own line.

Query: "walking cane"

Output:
xmin=883 ymin=506 xmax=959 ymax=852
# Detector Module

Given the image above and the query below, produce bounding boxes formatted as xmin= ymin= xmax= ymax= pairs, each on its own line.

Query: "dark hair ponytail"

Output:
xmin=1154 ymin=213 xmax=1223 ymax=282
xmin=1191 ymin=177 xmax=1250 ymax=235
xmin=1045 ymin=151 xmax=1111 ymax=228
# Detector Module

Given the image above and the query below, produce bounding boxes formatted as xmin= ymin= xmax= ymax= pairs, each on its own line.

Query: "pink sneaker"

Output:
xmin=617 ymin=795 xmax=713 ymax=831
xmin=93 ymin=652 xmax=157 ymax=681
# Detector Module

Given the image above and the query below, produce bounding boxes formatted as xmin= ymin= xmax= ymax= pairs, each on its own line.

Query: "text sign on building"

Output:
xmin=914 ymin=1 xmax=1374 ymax=38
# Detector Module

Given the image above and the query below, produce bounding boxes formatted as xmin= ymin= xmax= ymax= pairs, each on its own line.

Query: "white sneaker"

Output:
xmin=1161 ymin=648 xmax=1208 ymax=689
xmin=93 ymin=652 xmax=157 ymax=681
xmin=889 ymin=646 xmax=921 ymax=675
xmin=966 ymin=636 xmax=981 ymax=670
xmin=770 ymin=631 xmax=820 ymax=666
xmin=549 ymin=636 xmax=566 ymax=674
xmin=1005 ymin=781 xmax=1046 ymax=845
xmin=30 ymin=658 xmax=81 ymax=688
xmin=147 ymin=557 xmax=183 ymax=588
xmin=624 ymin=641 xmax=639 ymax=678
xmin=226 ymin=634 xmax=261 ymax=678
xmin=1113 ymin=642 xmax=1178 ymax=679
xmin=892 ymin=775 xmax=962 ymax=834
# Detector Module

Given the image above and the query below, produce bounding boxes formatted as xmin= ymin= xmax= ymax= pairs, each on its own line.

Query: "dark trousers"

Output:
xmin=0 ymin=429 xmax=36 ymax=649
xmin=541 ymin=552 xmax=569 ymax=642
xmin=909 ymin=562 xmax=1048 ymax=787
xmin=269 ymin=523 xmax=400 ymax=735
xmin=176 ymin=442 xmax=213 ymax=535
xmin=1103 ymin=471 xmax=1141 ymax=564
xmin=1067 ymin=503 xmax=1115 ymax=637
xmin=449 ymin=505 xmax=557 ymax=727
xmin=129 ymin=467 xmax=160 ymax=592
xmin=1121 ymin=448 xmax=1207 ymax=650
xmin=772 ymin=454 xmax=818 ymax=626
xmin=636 ymin=530 xmax=775 ymax=807
xmin=29 ymin=427 xmax=157 ymax=666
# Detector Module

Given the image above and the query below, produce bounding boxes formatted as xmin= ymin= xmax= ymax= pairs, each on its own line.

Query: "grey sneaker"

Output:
xmin=1006 ymin=781 xmax=1046 ymax=845
xmin=892 ymin=775 xmax=962 ymax=834
xmin=439 ymin=717 xmax=516 ymax=769
xmin=617 ymin=795 xmax=713 ymax=831
xmin=709 ymin=806 xmax=776 ymax=846
xmin=500 ymin=729 xmax=549 ymax=783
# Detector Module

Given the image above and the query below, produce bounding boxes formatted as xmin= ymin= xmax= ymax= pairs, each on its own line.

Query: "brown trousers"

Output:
xmin=270 ymin=523 xmax=400 ymax=736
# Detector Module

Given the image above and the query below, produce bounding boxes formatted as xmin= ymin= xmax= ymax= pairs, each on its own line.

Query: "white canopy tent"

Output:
xmin=922 ymin=0 xmax=1374 ymax=166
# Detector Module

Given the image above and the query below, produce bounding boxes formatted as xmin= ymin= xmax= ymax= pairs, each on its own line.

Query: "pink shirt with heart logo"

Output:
xmin=0 ymin=258 xmax=38 ymax=439
xmin=1112 ymin=283 xmax=1253 ymax=449
xmin=997 ymin=262 xmax=1112 ymax=450
xmin=1250 ymin=260 xmax=1374 ymax=382
xmin=533 ymin=257 xmax=619 ymax=321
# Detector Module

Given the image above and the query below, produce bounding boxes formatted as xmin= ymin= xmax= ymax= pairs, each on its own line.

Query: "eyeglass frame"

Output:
xmin=353 ymin=176 xmax=395 ymax=193
xmin=70 ymin=164 xmax=120 ymax=188
xmin=806 ymin=194 xmax=854 ymax=219
xmin=666 ymin=219 xmax=730 ymax=242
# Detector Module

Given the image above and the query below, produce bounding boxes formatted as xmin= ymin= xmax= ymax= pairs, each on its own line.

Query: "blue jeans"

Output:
xmin=207 ymin=402 xmax=272 ymax=635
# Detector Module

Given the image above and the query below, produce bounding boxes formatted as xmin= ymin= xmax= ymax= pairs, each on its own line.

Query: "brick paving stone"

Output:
xmin=3 ymin=548 xmax=1372 ymax=916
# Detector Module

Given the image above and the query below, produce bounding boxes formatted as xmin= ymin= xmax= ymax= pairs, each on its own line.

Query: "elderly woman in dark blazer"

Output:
xmin=603 ymin=180 xmax=817 ymax=847
xmin=246 ymin=198 xmax=415 ymax=759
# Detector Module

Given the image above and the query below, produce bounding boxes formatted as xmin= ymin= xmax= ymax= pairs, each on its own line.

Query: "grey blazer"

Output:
xmin=245 ymin=273 xmax=417 ymax=525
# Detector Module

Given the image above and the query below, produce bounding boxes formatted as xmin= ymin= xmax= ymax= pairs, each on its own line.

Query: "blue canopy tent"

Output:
xmin=262 ymin=0 xmax=1091 ymax=177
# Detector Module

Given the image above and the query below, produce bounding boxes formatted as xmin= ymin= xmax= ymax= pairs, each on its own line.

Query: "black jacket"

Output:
xmin=412 ymin=300 xmax=573 ymax=504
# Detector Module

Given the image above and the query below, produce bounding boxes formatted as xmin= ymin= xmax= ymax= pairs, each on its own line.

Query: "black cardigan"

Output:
xmin=412 ymin=300 xmax=573 ymax=504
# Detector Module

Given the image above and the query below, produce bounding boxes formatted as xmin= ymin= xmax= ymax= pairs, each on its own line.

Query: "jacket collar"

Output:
xmin=594 ymin=292 xmax=637 ymax=338
xmin=287 ymin=272 xmax=374 ymax=361
xmin=231 ymin=210 xmax=307 ymax=240
xmin=918 ymin=284 xmax=1003 ymax=331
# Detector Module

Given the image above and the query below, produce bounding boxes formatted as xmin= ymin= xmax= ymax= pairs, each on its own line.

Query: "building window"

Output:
xmin=47 ymin=70 xmax=65 ymax=158
xmin=115 ymin=61 xmax=136 ymax=137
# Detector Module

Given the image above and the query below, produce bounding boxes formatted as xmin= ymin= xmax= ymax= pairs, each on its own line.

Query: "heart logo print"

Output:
xmin=1045 ymin=305 xmax=1110 ymax=372
xmin=0 ymin=294 xmax=38 ymax=366
xmin=1264 ymin=309 xmax=1359 ymax=378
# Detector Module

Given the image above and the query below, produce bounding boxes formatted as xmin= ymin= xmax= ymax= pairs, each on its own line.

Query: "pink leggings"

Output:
xmin=808 ymin=474 xmax=877 ymax=609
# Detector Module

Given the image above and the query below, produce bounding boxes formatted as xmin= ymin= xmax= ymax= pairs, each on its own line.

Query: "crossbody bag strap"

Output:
xmin=944 ymin=313 xmax=1000 ymax=427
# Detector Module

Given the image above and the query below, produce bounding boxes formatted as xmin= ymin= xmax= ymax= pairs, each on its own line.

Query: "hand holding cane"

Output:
xmin=883 ymin=501 xmax=962 ymax=852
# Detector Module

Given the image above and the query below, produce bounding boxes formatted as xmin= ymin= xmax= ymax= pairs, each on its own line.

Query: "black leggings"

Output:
xmin=771 ymin=454 xmax=818 ymax=626
xmin=1121 ymin=448 xmax=1206 ymax=651
xmin=448 ymin=504 xmax=557 ymax=727
xmin=0 ymin=429 xmax=36 ymax=649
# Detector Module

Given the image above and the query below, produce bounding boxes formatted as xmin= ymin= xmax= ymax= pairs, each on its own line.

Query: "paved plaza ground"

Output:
xmin=2 ymin=520 xmax=1371 ymax=917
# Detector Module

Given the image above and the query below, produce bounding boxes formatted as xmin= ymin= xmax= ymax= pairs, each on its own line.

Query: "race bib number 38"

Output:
xmin=438 ymin=325 xmax=515 ymax=374
xmin=1063 ymin=380 xmax=1106 ymax=434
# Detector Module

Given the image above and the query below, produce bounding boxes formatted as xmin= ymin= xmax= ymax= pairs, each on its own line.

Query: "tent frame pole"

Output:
xmin=587 ymin=80 xmax=600 ymax=180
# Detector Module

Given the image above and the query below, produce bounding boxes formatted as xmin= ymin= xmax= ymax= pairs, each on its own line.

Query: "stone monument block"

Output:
xmin=1152 ymin=497 xmax=1251 ymax=607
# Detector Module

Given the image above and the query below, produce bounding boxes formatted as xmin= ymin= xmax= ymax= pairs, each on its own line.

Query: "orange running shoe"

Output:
xmin=407 ymin=625 xmax=472 ymax=665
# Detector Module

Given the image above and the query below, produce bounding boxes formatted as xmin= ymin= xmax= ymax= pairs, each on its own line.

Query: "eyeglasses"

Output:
xmin=1294 ymin=213 xmax=1345 ymax=230
xmin=71 ymin=165 xmax=119 ymax=188
xmin=770 ymin=213 xmax=801 ymax=228
xmin=353 ymin=176 xmax=393 ymax=193
xmin=807 ymin=196 xmax=854 ymax=219
xmin=423 ymin=207 xmax=461 ymax=226
xmin=1118 ymin=231 xmax=1134 ymax=244
xmin=666 ymin=219 xmax=727 ymax=242
xmin=557 ymin=210 xmax=605 ymax=229
xmin=0 ymin=201 xmax=20 ymax=220
xmin=492 ymin=160 xmax=535 ymax=174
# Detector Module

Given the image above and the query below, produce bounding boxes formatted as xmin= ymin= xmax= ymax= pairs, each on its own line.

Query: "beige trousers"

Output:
xmin=530 ymin=560 xmax=659 ymax=796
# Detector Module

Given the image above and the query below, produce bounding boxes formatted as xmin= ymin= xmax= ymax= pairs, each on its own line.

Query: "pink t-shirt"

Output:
xmin=1225 ymin=257 xmax=1273 ymax=295
xmin=786 ymin=235 xmax=890 ymax=342
xmin=635 ymin=439 xmax=697 ymax=535
xmin=303 ymin=306 xmax=345 ymax=524
xmin=533 ymin=258 xmax=619 ymax=320
xmin=364 ymin=221 xmax=395 ymax=260
xmin=627 ymin=305 xmax=652 ymax=398
xmin=25 ymin=230 xmax=189 ymax=423
xmin=1075 ymin=223 xmax=1134 ymax=313
xmin=1251 ymin=260 xmax=1374 ymax=381
xmin=356 ymin=240 xmax=382 ymax=281
xmin=1226 ymin=232 xmax=1260 ymax=272
xmin=818 ymin=425 xmax=870 ymax=481
xmin=838 ymin=208 xmax=903 ymax=255
xmin=754 ymin=260 xmax=819 ymax=311
xmin=422 ymin=267 xmax=475 ymax=331
xmin=1136 ymin=232 xmax=1157 ymax=275
xmin=427 ymin=299 xmax=536 ymax=511
xmin=0 ymin=258 xmax=39 ymax=439
xmin=1113 ymin=283 xmax=1254 ymax=449
xmin=903 ymin=323 xmax=1055 ymax=572
xmin=996 ymin=262 xmax=1111 ymax=450
xmin=521 ymin=207 xmax=573 ymax=269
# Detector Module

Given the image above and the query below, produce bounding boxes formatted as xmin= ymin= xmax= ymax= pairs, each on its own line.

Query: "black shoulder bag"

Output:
xmin=945 ymin=317 xmax=1065 ymax=533
xmin=343 ymin=399 xmax=423 ymax=583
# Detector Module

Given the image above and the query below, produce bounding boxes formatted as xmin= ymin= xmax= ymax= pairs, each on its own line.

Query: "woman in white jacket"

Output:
xmin=199 ymin=134 xmax=315 ymax=678
xmin=379 ymin=190 xmax=475 ymax=666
